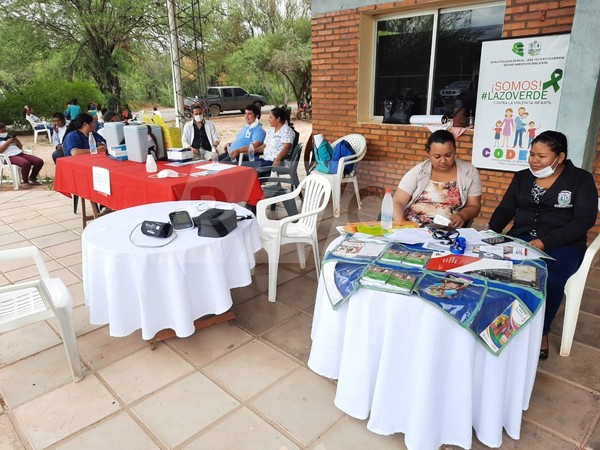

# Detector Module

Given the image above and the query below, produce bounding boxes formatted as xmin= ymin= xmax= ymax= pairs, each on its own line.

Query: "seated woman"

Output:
xmin=488 ymin=130 xmax=598 ymax=360
xmin=392 ymin=130 xmax=482 ymax=228
xmin=62 ymin=113 xmax=107 ymax=156
xmin=0 ymin=123 xmax=44 ymax=189
xmin=23 ymin=105 xmax=53 ymax=136
xmin=253 ymin=107 xmax=296 ymax=167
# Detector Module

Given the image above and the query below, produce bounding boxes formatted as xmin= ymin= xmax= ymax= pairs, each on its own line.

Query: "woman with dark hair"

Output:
xmin=488 ymin=130 xmax=598 ymax=359
xmin=62 ymin=113 xmax=107 ymax=156
xmin=393 ymin=129 xmax=482 ymax=227
xmin=254 ymin=106 xmax=295 ymax=167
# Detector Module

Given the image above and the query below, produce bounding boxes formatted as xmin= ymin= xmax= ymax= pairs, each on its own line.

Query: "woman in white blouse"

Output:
xmin=255 ymin=107 xmax=296 ymax=167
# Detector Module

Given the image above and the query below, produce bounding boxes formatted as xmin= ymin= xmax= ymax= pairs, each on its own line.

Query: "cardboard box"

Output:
xmin=167 ymin=147 xmax=193 ymax=162
xmin=108 ymin=144 xmax=128 ymax=161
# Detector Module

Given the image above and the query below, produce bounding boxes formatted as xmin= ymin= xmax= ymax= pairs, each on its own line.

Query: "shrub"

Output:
xmin=0 ymin=80 xmax=103 ymax=126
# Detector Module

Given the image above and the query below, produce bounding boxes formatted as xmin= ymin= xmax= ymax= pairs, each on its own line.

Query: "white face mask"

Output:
xmin=529 ymin=156 xmax=558 ymax=178
xmin=0 ymin=133 xmax=7 ymax=139
xmin=194 ymin=115 xmax=203 ymax=122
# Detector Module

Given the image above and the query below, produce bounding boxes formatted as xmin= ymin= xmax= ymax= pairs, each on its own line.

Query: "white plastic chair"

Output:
xmin=257 ymin=173 xmax=332 ymax=302
xmin=26 ymin=117 xmax=52 ymax=143
xmin=0 ymin=149 xmax=35 ymax=190
xmin=0 ymin=246 xmax=83 ymax=382
xmin=320 ymin=134 xmax=367 ymax=218
xmin=560 ymin=198 xmax=600 ymax=356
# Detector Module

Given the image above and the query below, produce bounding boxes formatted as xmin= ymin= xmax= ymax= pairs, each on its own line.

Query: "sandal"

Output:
xmin=539 ymin=334 xmax=549 ymax=360
xmin=19 ymin=183 xmax=31 ymax=190
xmin=28 ymin=179 xmax=43 ymax=185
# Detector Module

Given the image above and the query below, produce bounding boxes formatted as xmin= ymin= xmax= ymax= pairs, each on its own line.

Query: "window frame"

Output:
xmin=371 ymin=1 xmax=504 ymax=120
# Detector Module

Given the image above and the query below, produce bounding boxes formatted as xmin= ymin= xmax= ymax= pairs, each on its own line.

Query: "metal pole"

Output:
xmin=166 ymin=0 xmax=185 ymax=129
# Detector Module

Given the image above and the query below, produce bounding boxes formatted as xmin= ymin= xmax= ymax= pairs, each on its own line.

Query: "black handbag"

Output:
xmin=193 ymin=208 xmax=237 ymax=237
xmin=383 ymin=99 xmax=414 ymax=124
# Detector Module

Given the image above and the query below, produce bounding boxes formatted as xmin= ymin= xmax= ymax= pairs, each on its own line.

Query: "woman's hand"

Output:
xmin=97 ymin=144 xmax=107 ymax=153
xmin=449 ymin=213 xmax=466 ymax=228
xmin=529 ymin=238 xmax=545 ymax=250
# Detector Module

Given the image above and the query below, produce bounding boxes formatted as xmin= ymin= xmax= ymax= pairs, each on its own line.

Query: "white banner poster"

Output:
xmin=472 ymin=34 xmax=570 ymax=171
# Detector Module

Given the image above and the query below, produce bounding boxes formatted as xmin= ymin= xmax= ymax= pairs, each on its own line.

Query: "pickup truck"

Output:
xmin=185 ymin=86 xmax=267 ymax=117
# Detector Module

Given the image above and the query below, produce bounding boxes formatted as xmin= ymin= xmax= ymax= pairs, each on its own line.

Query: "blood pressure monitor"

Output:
xmin=168 ymin=210 xmax=194 ymax=230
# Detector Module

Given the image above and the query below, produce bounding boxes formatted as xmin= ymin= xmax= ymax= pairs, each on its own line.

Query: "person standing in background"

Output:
xmin=64 ymin=99 xmax=81 ymax=121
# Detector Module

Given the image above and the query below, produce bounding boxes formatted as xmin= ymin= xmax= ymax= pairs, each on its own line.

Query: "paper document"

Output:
xmin=92 ymin=166 xmax=111 ymax=195
xmin=196 ymin=163 xmax=236 ymax=172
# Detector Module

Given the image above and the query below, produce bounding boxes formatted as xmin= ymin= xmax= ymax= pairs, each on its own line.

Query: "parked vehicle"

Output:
xmin=183 ymin=97 xmax=209 ymax=118
xmin=197 ymin=86 xmax=266 ymax=116
xmin=296 ymin=100 xmax=312 ymax=120
xmin=439 ymin=81 xmax=476 ymax=104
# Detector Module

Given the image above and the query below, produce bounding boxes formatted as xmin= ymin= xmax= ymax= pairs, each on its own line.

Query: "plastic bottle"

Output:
xmin=381 ymin=188 xmax=393 ymax=231
xmin=211 ymin=151 xmax=218 ymax=167
xmin=229 ymin=147 xmax=237 ymax=163
xmin=248 ymin=143 xmax=255 ymax=161
xmin=88 ymin=133 xmax=97 ymax=154
xmin=145 ymin=151 xmax=157 ymax=173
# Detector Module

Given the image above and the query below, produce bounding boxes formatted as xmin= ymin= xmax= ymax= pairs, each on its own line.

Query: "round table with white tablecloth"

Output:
xmin=82 ymin=201 xmax=261 ymax=340
xmin=308 ymin=237 xmax=544 ymax=450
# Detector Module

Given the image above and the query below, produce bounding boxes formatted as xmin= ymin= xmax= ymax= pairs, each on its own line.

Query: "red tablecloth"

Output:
xmin=54 ymin=155 xmax=264 ymax=209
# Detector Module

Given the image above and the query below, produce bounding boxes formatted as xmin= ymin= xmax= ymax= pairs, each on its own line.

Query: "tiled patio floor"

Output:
xmin=1 ymin=185 xmax=599 ymax=450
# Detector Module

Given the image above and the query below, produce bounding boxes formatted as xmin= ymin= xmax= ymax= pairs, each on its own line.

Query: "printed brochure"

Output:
xmin=479 ymin=299 xmax=531 ymax=354
xmin=359 ymin=264 xmax=418 ymax=294
xmin=330 ymin=238 xmax=386 ymax=261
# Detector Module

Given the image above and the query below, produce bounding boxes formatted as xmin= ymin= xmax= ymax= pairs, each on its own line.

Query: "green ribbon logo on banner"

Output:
xmin=543 ymin=69 xmax=563 ymax=92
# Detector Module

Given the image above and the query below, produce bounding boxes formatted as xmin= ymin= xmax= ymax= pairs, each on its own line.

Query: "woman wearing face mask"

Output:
xmin=488 ymin=130 xmax=598 ymax=360
xmin=181 ymin=104 xmax=220 ymax=159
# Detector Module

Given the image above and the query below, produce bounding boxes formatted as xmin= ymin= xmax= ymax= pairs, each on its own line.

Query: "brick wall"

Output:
xmin=312 ymin=0 xmax=600 ymax=235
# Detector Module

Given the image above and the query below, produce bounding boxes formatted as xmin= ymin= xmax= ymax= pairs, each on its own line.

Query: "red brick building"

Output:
xmin=311 ymin=0 xmax=600 ymax=233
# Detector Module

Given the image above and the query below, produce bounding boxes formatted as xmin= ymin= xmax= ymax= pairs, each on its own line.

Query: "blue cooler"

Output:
xmin=103 ymin=122 xmax=125 ymax=148
xmin=123 ymin=124 xmax=149 ymax=163
xmin=148 ymin=124 xmax=165 ymax=160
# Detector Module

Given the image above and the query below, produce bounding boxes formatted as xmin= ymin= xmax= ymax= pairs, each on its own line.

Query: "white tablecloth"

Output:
xmin=308 ymin=239 xmax=544 ymax=450
xmin=82 ymin=201 xmax=262 ymax=339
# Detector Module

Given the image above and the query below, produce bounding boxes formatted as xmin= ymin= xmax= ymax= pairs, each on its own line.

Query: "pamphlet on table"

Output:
xmin=322 ymin=227 xmax=548 ymax=356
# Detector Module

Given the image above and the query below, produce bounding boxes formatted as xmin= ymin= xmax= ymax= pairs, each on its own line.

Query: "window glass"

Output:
xmin=374 ymin=14 xmax=433 ymax=116
xmin=373 ymin=4 xmax=504 ymax=118
xmin=233 ymin=88 xmax=247 ymax=96
xmin=207 ymin=88 xmax=218 ymax=96
xmin=433 ymin=6 xmax=505 ymax=117
xmin=223 ymin=89 xmax=233 ymax=97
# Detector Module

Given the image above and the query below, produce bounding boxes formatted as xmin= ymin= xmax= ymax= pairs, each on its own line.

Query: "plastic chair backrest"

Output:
xmin=330 ymin=133 xmax=367 ymax=161
xmin=297 ymin=173 xmax=331 ymax=230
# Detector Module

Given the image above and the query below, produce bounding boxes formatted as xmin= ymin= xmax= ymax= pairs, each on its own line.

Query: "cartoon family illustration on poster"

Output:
xmin=472 ymin=34 xmax=570 ymax=172
xmin=494 ymin=106 xmax=539 ymax=150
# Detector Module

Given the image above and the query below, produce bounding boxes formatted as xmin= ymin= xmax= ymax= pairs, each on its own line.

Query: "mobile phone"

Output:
xmin=481 ymin=236 xmax=510 ymax=245
xmin=168 ymin=210 xmax=194 ymax=230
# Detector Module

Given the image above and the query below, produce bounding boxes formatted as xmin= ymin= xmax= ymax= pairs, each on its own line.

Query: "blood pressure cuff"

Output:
xmin=193 ymin=208 xmax=237 ymax=237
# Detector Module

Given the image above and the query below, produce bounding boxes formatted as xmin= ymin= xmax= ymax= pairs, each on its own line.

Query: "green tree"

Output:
xmin=2 ymin=0 xmax=167 ymax=109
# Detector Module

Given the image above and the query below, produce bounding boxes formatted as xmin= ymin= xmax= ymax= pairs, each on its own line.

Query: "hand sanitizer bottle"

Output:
xmin=145 ymin=151 xmax=157 ymax=173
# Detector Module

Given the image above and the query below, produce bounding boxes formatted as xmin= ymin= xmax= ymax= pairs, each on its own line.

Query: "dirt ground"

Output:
xmin=7 ymin=108 xmax=313 ymax=184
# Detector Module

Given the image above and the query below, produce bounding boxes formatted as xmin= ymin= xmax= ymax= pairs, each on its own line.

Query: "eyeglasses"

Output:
xmin=428 ymin=226 xmax=460 ymax=246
